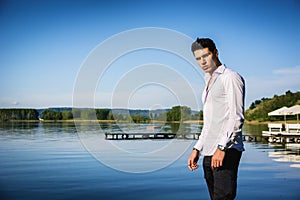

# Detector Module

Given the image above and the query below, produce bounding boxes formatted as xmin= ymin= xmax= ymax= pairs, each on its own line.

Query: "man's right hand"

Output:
xmin=188 ymin=149 xmax=200 ymax=171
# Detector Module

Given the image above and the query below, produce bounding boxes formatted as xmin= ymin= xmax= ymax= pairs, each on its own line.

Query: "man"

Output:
xmin=188 ymin=38 xmax=245 ymax=200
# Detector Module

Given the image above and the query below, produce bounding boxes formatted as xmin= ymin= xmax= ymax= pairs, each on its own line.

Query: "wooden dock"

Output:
xmin=242 ymin=135 xmax=268 ymax=142
xmin=263 ymin=134 xmax=300 ymax=143
xmin=105 ymin=132 xmax=300 ymax=143
xmin=105 ymin=132 xmax=200 ymax=140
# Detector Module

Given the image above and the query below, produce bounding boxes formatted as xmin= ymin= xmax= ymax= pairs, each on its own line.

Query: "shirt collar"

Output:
xmin=204 ymin=64 xmax=226 ymax=80
xmin=214 ymin=64 xmax=226 ymax=74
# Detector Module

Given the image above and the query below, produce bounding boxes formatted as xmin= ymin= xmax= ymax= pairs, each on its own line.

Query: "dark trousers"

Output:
xmin=203 ymin=149 xmax=242 ymax=200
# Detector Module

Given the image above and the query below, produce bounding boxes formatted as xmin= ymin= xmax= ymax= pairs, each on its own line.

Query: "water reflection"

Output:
xmin=241 ymin=124 xmax=300 ymax=169
xmin=1 ymin=122 xmax=299 ymax=200
xmin=73 ymin=122 xmax=202 ymax=173
xmin=0 ymin=121 xmax=39 ymax=130
xmin=242 ymin=123 xmax=268 ymax=136
xmin=268 ymin=143 xmax=300 ymax=168
xmin=75 ymin=122 xmax=202 ymax=134
xmin=1 ymin=122 xmax=299 ymax=170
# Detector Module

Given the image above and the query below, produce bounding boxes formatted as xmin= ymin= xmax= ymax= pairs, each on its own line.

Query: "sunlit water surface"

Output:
xmin=0 ymin=122 xmax=299 ymax=200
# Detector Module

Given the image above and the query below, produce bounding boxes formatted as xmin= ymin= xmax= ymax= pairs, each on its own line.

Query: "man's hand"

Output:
xmin=188 ymin=149 xmax=199 ymax=171
xmin=211 ymin=148 xmax=225 ymax=169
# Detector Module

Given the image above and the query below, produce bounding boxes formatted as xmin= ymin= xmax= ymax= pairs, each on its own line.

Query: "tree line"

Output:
xmin=0 ymin=106 xmax=202 ymax=122
xmin=41 ymin=106 xmax=201 ymax=122
xmin=245 ymin=90 xmax=300 ymax=121
xmin=0 ymin=109 xmax=39 ymax=121
xmin=166 ymin=106 xmax=195 ymax=121
xmin=42 ymin=109 xmax=113 ymax=121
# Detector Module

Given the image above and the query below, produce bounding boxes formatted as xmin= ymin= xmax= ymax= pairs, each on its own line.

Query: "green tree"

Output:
xmin=0 ymin=109 xmax=39 ymax=121
xmin=166 ymin=106 xmax=192 ymax=121
xmin=199 ymin=110 xmax=203 ymax=120
xmin=181 ymin=106 xmax=192 ymax=121
xmin=41 ymin=110 xmax=62 ymax=120
xmin=80 ymin=110 xmax=95 ymax=120
xmin=130 ymin=115 xmax=150 ymax=123
xmin=245 ymin=91 xmax=300 ymax=121
xmin=62 ymin=111 xmax=73 ymax=120
xmin=96 ymin=109 xmax=110 ymax=120
xmin=72 ymin=109 xmax=81 ymax=119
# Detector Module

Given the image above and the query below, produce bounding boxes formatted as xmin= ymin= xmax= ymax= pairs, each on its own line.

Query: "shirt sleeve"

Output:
xmin=194 ymin=76 xmax=210 ymax=152
xmin=218 ymin=71 xmax=245 ymax=148
xmin=194 ymin=128 xmax=205 ymax=152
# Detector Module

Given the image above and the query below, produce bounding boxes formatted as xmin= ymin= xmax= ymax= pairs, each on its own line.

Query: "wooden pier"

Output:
xmin=242 ymin=135 xmax=268 ymax=142
xmin=105 ymin=132 xmax=300 ymax=144
xmin=263 ymin=134 xmax=300 ymax=143
xmin=105 ymin=132 xmax=200 ymax=140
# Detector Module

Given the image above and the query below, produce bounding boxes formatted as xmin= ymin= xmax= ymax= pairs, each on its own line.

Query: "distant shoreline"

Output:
xmin=1 ymin=119 xmax=298 ymax=124
xmin=245 ymin=120 xmax=299 ymax=124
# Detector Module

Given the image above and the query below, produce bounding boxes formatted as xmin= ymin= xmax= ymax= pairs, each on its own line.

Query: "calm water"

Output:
xmin=0 ymin=122 xmax=299 ymax=200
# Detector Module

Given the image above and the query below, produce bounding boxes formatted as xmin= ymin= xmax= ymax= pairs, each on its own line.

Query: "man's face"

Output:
xmin=193 ymin=47 xmax=218 ymax=75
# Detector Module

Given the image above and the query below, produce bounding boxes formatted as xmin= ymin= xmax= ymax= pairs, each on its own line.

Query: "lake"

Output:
xmin=0 ymin=122 xmax=299 ymax=200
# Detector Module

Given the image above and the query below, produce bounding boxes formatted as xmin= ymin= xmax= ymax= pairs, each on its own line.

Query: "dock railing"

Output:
xmin=268 ymin=123 xmax=283 ymax=132
xmin=286 ymin=123 xmax=300 ymax=133
xmin=105 ymin=132 xmax=300 ymax=144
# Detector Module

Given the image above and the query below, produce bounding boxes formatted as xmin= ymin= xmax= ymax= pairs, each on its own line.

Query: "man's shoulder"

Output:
xmin=221 ymin=67 xmax=244 ymax=85
xmin=223 ymin=67 xmax=237 ymax=74
xmin=223 ymin=67 xmax=243 ymax=79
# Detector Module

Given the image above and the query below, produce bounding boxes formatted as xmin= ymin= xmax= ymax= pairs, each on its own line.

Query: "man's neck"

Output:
xmin=209 ymin=61 xmax=222 ymax=76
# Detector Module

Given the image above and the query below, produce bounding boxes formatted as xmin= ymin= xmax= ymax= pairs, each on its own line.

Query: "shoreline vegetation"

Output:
xmin=245 ymin=90 xmax=299 ymax=121
xmin=0 ymin=90 xmax=299 ymax=124
xmin=1 ymin=119 xmax=298 ymax=125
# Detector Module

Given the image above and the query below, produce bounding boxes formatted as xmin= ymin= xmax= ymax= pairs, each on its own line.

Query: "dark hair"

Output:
xmin=191 ymin=38 xmax=216 ymax=53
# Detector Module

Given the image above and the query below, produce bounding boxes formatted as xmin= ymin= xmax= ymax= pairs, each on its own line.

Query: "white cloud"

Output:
xmin=4 ymin=93 xmax=73 ymax=108
xmin=0 ymin=98 xmax=20 ymax=107
xmin=246 ymin=65 xmax=300 ymax=108
xmin=272 ymin=66 xmax=300 ymax=75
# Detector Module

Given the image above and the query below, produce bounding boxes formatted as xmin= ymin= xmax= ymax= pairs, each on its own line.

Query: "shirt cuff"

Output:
xmin=193 ymin=141 xmax=203 ymax=152
xmin=219 ymin=130 xmax=242 ymax=149
xmin=218 ymin=135 xmax=228 ymax=147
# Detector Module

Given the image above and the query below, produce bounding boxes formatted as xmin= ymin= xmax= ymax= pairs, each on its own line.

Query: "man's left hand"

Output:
xmin=211 ymin=148 xmax=225 ymax=169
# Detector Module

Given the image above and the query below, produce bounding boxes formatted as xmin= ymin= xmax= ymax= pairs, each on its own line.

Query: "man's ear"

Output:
xmin=214 ymin=49 xmax=219 ymax=57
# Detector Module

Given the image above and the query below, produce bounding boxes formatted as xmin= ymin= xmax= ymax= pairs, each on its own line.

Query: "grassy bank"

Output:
xmin=245 ymin=120 xmax=299 ymax=124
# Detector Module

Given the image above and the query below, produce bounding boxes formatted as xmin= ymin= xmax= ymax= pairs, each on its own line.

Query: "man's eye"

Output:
xmin=203 ymin=54 xmax=209 ymax=58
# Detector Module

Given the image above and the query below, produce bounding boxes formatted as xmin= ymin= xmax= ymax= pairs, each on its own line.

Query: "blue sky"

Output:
xmin=1 ymin=0 xmax=299 ymax=110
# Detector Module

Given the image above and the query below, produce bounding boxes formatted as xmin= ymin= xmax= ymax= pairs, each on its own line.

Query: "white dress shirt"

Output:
xmin=194 ymin=64 xmax=245 ymax=156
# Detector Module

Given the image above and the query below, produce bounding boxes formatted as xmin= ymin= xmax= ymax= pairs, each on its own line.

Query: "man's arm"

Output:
xmin=212 ymin=71 xmax=244 ymax=169
xmin=218 ymin=71 xmax=245 ymax=149
xmin=188 ymin=128 xmax=205 ymax=171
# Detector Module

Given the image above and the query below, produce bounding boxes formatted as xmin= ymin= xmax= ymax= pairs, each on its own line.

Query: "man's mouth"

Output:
xmin=202 ymin=66 xmax=208 ymax=70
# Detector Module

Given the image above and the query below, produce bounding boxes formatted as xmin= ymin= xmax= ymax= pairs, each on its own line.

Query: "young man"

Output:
xmin=188 ymin=38 xmax=245 ymax=200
